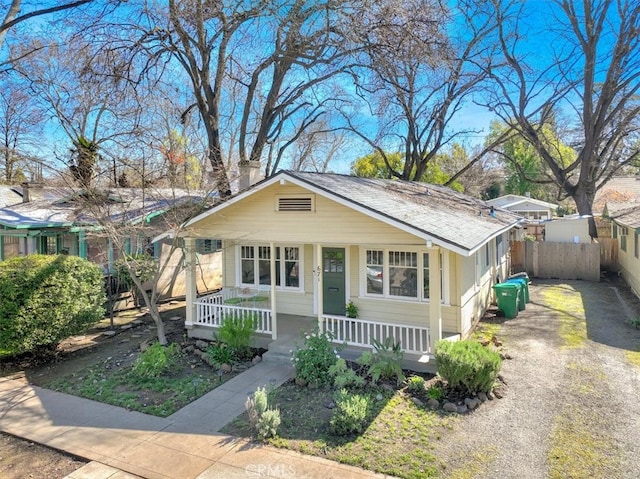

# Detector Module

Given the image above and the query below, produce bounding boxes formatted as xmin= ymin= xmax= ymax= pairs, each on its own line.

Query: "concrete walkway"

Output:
xmin=0 ymin=361 xmax=385 ymax=479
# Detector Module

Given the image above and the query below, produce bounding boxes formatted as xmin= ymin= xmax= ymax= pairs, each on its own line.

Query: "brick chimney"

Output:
xmin=238 ymin=160 xmax=262 ymax=190
xmin=21 ymin=182 xmax=44 ymax=203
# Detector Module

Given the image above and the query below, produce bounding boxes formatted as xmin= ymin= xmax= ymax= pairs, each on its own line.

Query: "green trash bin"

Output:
xmin=508 ymin=273 xmax=530 ymax=303
xmin=505 ymin=278 xmax=526 ymax=311
xmin=493 ymin=283 xmax=520 ymax=319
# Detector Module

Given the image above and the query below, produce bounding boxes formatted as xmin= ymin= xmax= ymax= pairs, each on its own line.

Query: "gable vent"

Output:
xmin=277 ymin=196 xmax=314 ymax=212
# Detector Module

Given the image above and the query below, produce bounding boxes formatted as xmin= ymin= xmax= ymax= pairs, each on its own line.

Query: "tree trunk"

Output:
xmin=573 ymin=190 xmax=598 ymax=239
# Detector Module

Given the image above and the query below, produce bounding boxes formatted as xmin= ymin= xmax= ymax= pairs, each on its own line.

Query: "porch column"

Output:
xmin=428 ymin=246 xmax=442 ymax=353
xmin=316 ymin=243 xmax=323 ymax=332
xmin=78 ymin=230 xmax=87 ymax=259
xmin=270 ymin=241 xmax=277 ymax=339
xmin=184 ymin=237 xmax=197 ymax=329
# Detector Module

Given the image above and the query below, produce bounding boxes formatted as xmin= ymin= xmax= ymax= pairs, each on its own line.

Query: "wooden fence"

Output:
xmin=510 ymin=241 xmax=600 ymax=281
xmin=598 ymin=238 xmax=619 ymax=271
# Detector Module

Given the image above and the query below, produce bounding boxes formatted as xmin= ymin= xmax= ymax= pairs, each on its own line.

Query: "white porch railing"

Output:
xmin=323 ymin=315 xmax=430 ymax=354
xmin=194 ymin=289 xmax=272 ymax=334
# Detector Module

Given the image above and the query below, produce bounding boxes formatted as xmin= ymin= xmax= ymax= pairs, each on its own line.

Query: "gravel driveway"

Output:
xmin=433 ymin=278 xmax=640 ymax=479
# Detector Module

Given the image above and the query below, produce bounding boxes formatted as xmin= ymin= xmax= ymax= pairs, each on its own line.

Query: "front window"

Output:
xmin=389 ymin=251 xmax=417 ymax=298
xmin=364 ymin=248 xmax=447 ymax=302
xmin=239 ymin=244 xmax=301 ymax=290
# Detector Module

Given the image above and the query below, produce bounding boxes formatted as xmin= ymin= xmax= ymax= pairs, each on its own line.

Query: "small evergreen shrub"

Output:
xmin=434 ymin=340 xmax=502 ymax=394
xmin=426 ymin=385 xmax=444 ymax=401
xmin=131 ymin=342 xmax=182 ymax=378
xmin=330 ymin=389 xmax=370 ymax=436
xmin=0 ymin=255 xmax=105 ymax=355
xmin=206 ymin=342 xmax=235 ymax=367
xmin=291 ymin=330 xmax=339 ymax=385
xmin=357 ymin=337 xmax=405 ymax=384
xmin=246 ymin=387 xmax=281 ymax=440
xmin=328 ymin=358 xmax=365 ymax=389
xmin=407 ymin=375 xmax=425 ymax=393
xmin=217 ymin=313 xmax=257 ymax=359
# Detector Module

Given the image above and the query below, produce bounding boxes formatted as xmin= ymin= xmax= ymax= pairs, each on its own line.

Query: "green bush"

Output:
xmin=357 ymin=337 xmax=405 ymax=384
xmin=330 ymin=389 xmax=370 ymax=436
xmin=434 ymin=340 xmax=502 ymax=394
xmin=426 ymin=385 xmax=444 ymax=401
xmin=246 ymin=387 xmax=281 ymax=440
xmin=328 ymin=358 xmax=365 ymax=389
xmin=407 ymin=375 xmax=425 ymax=393
xmin=0 ymin=255 xmax=106 ymax=355
xmin=206 ymin=342 xmax=235 ymax=367
xmin=216 ymin=313 xmax=257 ymax=359
xmin=291 ymin=330 xmax=339 ymax=385
xmin=131 ymin=342 xmax=182 ymax=378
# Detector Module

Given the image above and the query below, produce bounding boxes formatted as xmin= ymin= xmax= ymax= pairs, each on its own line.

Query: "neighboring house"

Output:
xmin=176 ymin=171 xmax=521 ymax=362
xmin=594 ymin=176 xmax=640 ymax=214
xmin=486 ymin=194 xmax=559 ymax=220
xmin=544 ymin=215 xmax=592 ymax=243
xmin=611 ymin=204 xmax=640 ymax=297
xmin=0 ymin=183 xmax=221 ymax=300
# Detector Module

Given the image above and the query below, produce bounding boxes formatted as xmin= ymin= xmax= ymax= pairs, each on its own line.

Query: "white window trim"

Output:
xmin=236 ymin=243 xmax=304 ymax=291
xmin=360 ymin=247 xmax=450 ymax=305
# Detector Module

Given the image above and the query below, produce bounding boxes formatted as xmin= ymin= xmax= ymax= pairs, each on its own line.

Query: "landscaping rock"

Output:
xmin=382 ymin=383 xmax=395 ymax=392
xmin=443 ymin=402 xmax=458 ymax=413
xmin=195 ymin=340 xmax=209 ymax=350
xmin=140 ymin=340 xmax=151 ymax=352
xmin=295 ymin=377 xmax=307 ymax=387
xmin=169 ymin=300 xmax=180 ymax=305
xmin=102 ymin=330 xmax=116 ymax=337
xmin=192 ymin=349 xmax=203 ymax=358
xmin=464 ymin=397 xmax=480 ymax=410
xmin=120 ymin=324 xmax=133 ymax=330
xmin=477 ymin=392 xmax=488 ymax=402
xmin=410 ymin=397 xmax=424 ymax=407
xmin=457 ymin=404 xmax=469 ymax=414
xmin=427 ymin=398 xmax=440 ymax=409
xmin=184 ymin=345 xmax=195 ymax=354
xmin=376 ymin=393 xmax=384 ymax=401
xmin=169 ymin=316 xmax=182 ymax=321
xmin=234 ymin=364 xmax=249 ymax=372
xmin=220 ymin=363 xmax=232 ymax=373
xmin=486 ymin=391 xmax=494 ymax=400
xmin=500 ymin=352 xmax=513 ymax=360
xmin=493 ymin=386 xmax=506 ymax=399
xmin=324 ymin=400 xmax=336 ymax=409
xmin=252 ymin=355 xmax=262 ymax=365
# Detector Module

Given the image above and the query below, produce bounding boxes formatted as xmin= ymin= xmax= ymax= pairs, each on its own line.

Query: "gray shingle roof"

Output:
xmin=283 ymin=171 xmax=521 ymax=254
xmin=612 ymin=204 xmax=640 ymax=230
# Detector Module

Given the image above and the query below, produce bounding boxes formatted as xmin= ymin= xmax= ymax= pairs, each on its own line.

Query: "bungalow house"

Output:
xmin=486 ymin=194 xmax=559 ymax=221
xmin=0 ymin=183 xmax=222 ymax=300
xmin=610 ymin=205 xmax=640 ymax=297
xmin=177 ymin=171 xmax=521 ymax=361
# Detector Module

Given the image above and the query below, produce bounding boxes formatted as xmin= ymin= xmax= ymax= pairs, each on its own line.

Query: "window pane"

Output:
xmin=241 ymin=246 xmax=255 ymax=284
xmin=258 ymin=246 xmax=271 ymax=285
xmin=423 ymin=253 xmax=430 ymax=299
xmin=284 ymin=247 xmax=299 ymax=287
xmin=389 ymin=251 xmax=417 ymax=297
xmin=366 ymin=250 xmax=383 ymax=294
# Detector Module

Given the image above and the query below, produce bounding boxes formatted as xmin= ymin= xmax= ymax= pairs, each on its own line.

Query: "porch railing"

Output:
xmin=194 ymin=289 xmax=272 ymax=334
xmin=323 ymin=315 xmax=430 ymax=354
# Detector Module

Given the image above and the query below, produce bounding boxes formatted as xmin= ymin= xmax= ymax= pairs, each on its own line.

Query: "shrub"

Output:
xmin=407 ymin=375 xmax=425 ymax=393
xmin=426 ymin=385 xmax=444 ymax=401
xmin=206 ymin=342 xmax=235 ymax=367
xmin=216 ymin=313 xmax=257 ymax=359
xmin=246 ymin=387 xmax=281 ymax=440
xmin=131 ymin=342 xmax=182 ymax=378
xmin=330 ymin=389 xmax=370 ymax=436
xmin=328 ymin=358 xmax=365 ymax=389
xmin=291 ymin=330 xmax=339 ymax=385
xmin=0 ymin=255 xmax=106 ymax=355
xmin=357 ymin=337 xmax=405 ymax=384
xmin=434 ymin=340 xmax=502 ymax=394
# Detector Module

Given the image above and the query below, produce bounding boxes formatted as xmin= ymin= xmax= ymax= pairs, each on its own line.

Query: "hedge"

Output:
xmin=0 ymin=254 xmax=106 ymax=355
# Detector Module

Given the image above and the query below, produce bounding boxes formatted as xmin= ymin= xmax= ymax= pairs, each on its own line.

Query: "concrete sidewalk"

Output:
xmin=0 ymin=362 xmax=385 ymax=479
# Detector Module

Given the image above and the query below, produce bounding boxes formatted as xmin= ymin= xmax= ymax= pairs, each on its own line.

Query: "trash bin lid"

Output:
xmin=493 ymin=283 xmax=519 ymax=290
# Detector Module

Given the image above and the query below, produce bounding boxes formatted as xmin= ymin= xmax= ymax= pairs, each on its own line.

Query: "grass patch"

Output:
xmin=471 ymin=322 xmax=501 ymax=344
xmin=445 ymin=445 xmax=499 ymax=479
xmin=547 ymin=361 xmax=618 ymax=478
xmin=46 ymin=356 xmax=220 ymax=417
xmin=223 ymin=382 xmax=454 ymax=478
xmin=624 ymin=350 xmax=640 ymax=368
xmin=541 ymin=285 xmax=586 ymax=348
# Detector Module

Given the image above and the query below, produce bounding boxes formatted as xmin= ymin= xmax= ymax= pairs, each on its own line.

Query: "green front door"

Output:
xmin=323 ymin=247 xmax=346 ymax=315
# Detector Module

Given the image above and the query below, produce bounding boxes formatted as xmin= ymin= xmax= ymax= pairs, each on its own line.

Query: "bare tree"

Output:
xmin=345 ymin=0 xmax=499 ymax=181
xmin=0 ymin=78 xmax=43 ymax=182
xmin=480 ymin=0 xmax=640 ymax=237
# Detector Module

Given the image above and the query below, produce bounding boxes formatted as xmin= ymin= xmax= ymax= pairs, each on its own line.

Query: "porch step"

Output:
xmin=262 ymin=350 xmax=294 ymax=364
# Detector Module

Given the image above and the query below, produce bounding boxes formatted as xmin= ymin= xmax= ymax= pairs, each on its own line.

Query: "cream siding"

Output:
xmin=188 ymin=184 xmax=424 ymax=246
xmin=618 ymin=227 xmax=640 ymax=297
